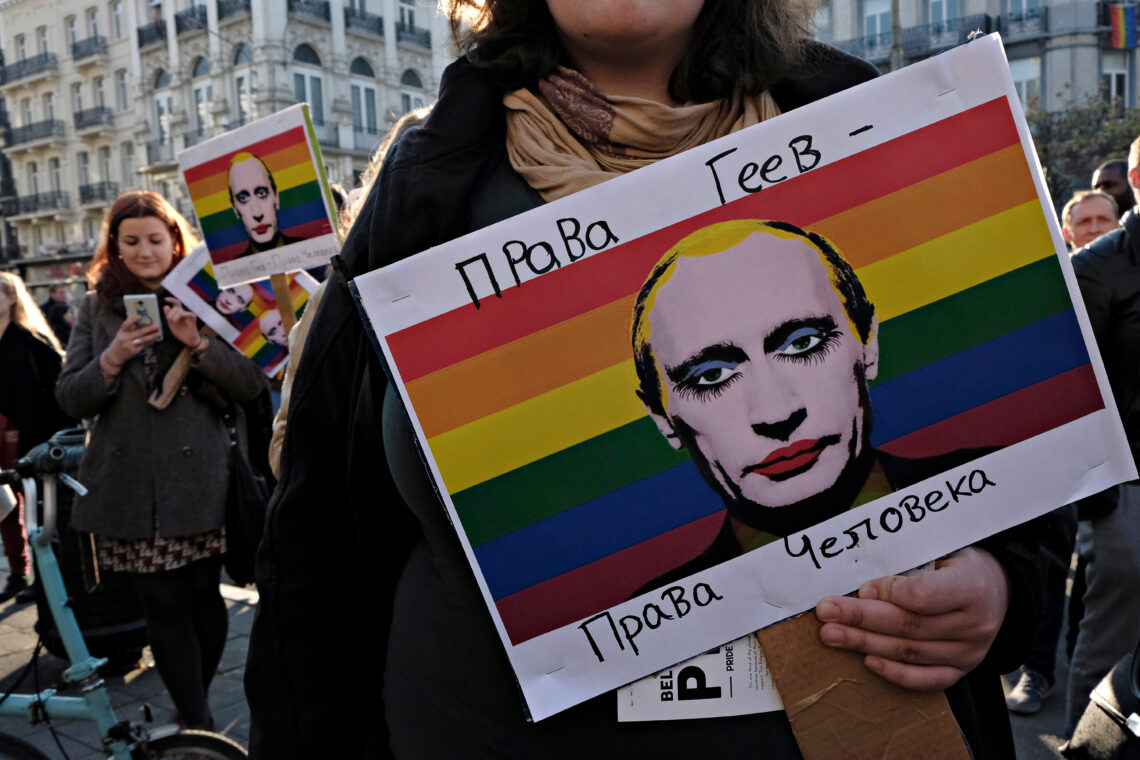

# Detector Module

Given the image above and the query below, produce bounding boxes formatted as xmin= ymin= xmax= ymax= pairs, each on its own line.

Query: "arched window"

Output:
xmin=293 ymin=45 xmax=324 ymax=123
xmin=293 ymin=44 xmax=321 ymax=66
xmin=192 ymin=57 xmax=210 ymax=78
xmin=400 ymin=69 xmax=422 ymax=88
xmin=233 ymin=42 xmax=252 ymax=65
xmin=350 ymin=57 xmax=374 ymax=78
xmin=154 ymin=68 xmax=170 ymax=89
xmin=233 ymin=44 xmax=254 ymax=126
xmin=191 ymin=58 xmax=212 ymax=136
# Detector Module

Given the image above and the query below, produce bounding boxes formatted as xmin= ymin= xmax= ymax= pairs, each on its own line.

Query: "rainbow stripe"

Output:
xmin=184 ymin=126 xmax=334 ymax=264
xmin=1111 ymin=4 xmax=1139 ymax=48
xmin=384 ymin=96 xmax=1103 ymax=646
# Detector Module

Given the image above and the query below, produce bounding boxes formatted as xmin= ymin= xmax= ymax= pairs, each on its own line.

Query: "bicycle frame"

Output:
xmin=0 ymin=473 xmax=137 ymax=759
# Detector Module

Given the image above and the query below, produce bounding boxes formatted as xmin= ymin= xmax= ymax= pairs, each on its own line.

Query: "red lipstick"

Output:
xmin=254 ymin=224 xmax=270 ymax=235
xmin=747 ymin=439 xmax=827 ymax=477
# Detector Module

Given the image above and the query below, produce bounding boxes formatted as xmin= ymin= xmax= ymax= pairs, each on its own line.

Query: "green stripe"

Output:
xmin=199 ymin=180 xmax=325 ymax=234
xmin=453 ymin=417 xmax=691 ymax=547
xmin=454 ymin=255 xmax=1073 ymax=548
xmin=872 ymin=256 xmax=1071 ymax=385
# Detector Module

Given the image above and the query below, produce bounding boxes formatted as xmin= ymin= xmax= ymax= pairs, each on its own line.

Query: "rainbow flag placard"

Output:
xmin=163 ymin=244 xmax=318 ymax=377
xmin=1111 ymin=4 xmax=1139 ymax=48
xmin=353 ymin=36 xmax=1135 ymax=721
xmin=177 ymin=104 xmax=340 ymax=288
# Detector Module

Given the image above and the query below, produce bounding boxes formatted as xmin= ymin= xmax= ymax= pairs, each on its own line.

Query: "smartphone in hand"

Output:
xmin=122 ymin=294 xmax=164 ymax=341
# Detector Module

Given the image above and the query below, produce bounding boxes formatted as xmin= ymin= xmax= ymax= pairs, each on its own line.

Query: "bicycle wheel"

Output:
xmin=0 ymin=734 xmax=51 ymax=760
xmin=136 ymin=730 xmax=247 ymax=759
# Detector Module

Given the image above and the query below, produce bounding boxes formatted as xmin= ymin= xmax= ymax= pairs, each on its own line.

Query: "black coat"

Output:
xmin=246 ymin=48 xmax=1049 ymax=759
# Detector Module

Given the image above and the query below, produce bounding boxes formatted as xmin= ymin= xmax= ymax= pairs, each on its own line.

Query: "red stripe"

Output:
xmin=209 ymin=240 xmax=248 ymax=265
xmin=388 ymin=97 xmax=1021 ymax=382
xmin=281 ymin=217 xmax=334 ymax=240
xmin=183 ymin=126 xmax=309 ymax=185
xmin=496 ymin=513 xmax=724 ymax=645
xmin=877 ymin=364 xmax=1104 ymax=459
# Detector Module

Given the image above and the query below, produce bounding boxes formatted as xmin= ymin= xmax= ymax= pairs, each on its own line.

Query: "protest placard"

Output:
xmin=164 ymin=244 xmax=317 ymax=377
xmin=352 ymin=35 xmax=1136 ymax=721
xmin=177 ymin=104 xmax=340 ymax=288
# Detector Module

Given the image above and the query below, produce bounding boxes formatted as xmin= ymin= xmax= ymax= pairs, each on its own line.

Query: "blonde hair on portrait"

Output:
xmin=0 ymin=271 xmax=64 ymax=356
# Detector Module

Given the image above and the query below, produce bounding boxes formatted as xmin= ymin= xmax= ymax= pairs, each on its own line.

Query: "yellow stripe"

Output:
xmin=428 ymin=361 xmax=645 ymax=493
xmin=859 ymin=200 xmax=1054 ymax=321
xmin=428 ymin=200 xmax=1057 ymax=491
xmin=191 ymin=162 xmax=321 ymax=218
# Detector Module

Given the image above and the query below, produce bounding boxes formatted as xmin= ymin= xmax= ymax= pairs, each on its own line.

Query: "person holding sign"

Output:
xmin=246 ymin=1 xmax=1051 ymax=757
xmin=57 ymin=191 xmax=266 ymax=731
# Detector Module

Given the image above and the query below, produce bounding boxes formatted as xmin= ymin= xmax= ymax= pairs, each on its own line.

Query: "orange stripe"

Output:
xmin=406 ymin=144 xmax=1042 ymax=438
xmin=811 ymin=144 xmax=1035 ymax=268
xmin=187 ymin=141 xmax=316 ymax=200
xmin=408 ymin=296 xmax=636 ymax=438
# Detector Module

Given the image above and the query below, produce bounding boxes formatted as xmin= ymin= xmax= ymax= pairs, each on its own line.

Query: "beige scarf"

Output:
xmin=505 ymin=67 xmax=782 ymax=202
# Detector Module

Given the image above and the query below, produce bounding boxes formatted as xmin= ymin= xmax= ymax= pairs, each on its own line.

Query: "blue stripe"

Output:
xmin=474 ymin=461 xmax=724 ymax=600
xmin=202 ymin=198 xmax=328 ymax=251
xmin=869 ymin=309 xmax=1090 ymax=445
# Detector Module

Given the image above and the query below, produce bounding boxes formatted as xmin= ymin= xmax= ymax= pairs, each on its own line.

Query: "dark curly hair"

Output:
xmin=443 ymin=0 xmax=816 ymax=103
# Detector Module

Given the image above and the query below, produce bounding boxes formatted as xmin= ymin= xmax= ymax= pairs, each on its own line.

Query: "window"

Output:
xmin=399 ymin=0 xmax=415 ymax=27
xmin=36 ymin=27 xmax=48 ymax=54
xmin=293 ymin=45 xmax=324 ymax=124
xmin=116 ymin=69 xmax=129 ymax=110
xmin=399 ymin=69 xmax=424 ymax=114
xmin=120 ymin=141 xmax=134 ymax=183
xmin=863 ymin=0 xmax=890 ymax=45
xmin=15 ymin=34 xmax=26 ymax=61
xmin=154 ymin=69 xmax=173 ymax=143
xmin=191 ymin=57 xmax=212 ymax=136
xmin=66 ymin=16 xmax=78 ymax=46
xmin=87 ymin=6 xmax=99 ymax=37
xmin=812 ymin=0 xmax=832 ymax=41
xmin=27 ymin=162 xmax=39 ymax=196
xmin=49 ymin=157 xmax=61 ymax=192
xmin=72 ymin=83 xmax=85 ymax=114
xmin=154 ymin=69 xmax=170 ymax=89
xmin=77 ymin=151 xmax=90 ymax=186
xmin=111 ymin=1 xmax=123 ymax=38
xmin=350 ymin=58 xmax=377 ymax=136
xmin=95 ymin=76 xmax=106 ymax=108
xmin=98 ymin=146 xmax=111 ymax=180
xmin=1009 ymin=56 xmax=1041 ymax=106
xmin=929 ymin=0 xmax=960 ymax=30
xmin=1010 ymin=0 xmax=1041 ymax=19
xmin=19 ymin=98 xmax=32 ymax=125
xmin=42 ymin=92 xmax=55 ymax=120
xmin=83 ymin=217 xmax=97 ymax=240
xmin=233 ymin=42 xmax=252 ymax=65
xmin=1103 ymin=50 xmax=1129 ymax=106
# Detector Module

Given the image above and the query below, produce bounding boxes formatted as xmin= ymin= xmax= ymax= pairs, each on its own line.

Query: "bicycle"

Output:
xmin=0 ymin=432 xmax=248 ymax=759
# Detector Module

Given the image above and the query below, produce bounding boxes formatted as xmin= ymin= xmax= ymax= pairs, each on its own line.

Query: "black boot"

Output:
xmin=0 ymin=575 xmax=29 ymax=603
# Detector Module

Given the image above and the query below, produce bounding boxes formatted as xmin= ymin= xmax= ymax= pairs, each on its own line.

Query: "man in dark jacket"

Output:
xmin=1064 ymin=141 xmax=1140 ymax=735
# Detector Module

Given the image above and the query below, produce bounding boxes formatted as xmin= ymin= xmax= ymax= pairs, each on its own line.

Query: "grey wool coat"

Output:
xmin=56 ymin=292 xmax=266 ymax=540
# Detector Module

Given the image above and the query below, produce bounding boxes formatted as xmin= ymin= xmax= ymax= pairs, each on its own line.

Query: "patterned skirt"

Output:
xmin=98 ymin=528 xmax=225 ymax=574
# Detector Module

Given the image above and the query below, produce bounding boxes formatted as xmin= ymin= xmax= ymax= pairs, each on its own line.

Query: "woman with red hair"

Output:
xmin=57 ymin=190 xmax=265 ymax=729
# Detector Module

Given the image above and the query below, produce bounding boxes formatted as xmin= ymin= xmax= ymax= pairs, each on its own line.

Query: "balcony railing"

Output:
xmin=902 ymin=14 xmax=994 ymax=56
xmin=0 ymin=243 xmax=18 ymax=263
xmin=353 ymin=126 xmax=378 ymax=152
xmin=832 ymin=31 xmax=891 ymax=62
xmin=311 ymin=121 xmax=337 ymax=147
xmin=395 ymin=21 xmax=431 ymax=47
xmin=175 ymin=5 xmax=208 ymax=34
xmin=80 ymin=181 xmax=119 ymax=204
xmin=16 ymin=191 xmax=69 ymax=215
xmin=8 ymin=119 xmax=65 ymax=146
xmin=137 ymin=20 xmax=167 ymax=47
xmin=0 ymin=177 xmax=15 ymax=198
xmin=72 ymin=35 xmax=108 ymax=60
xmin=288 ymin=0 xmax=330 ymax=22
xmin=184 ymin=126 xmax=217 ymax=146
xmin=145 ymin=139 xmax=174 ymax=164
xmin=0 ymin=53 xmax=59 ymax=86
xmin=218 ymin=0 xmax=250 ymax=19
xmin=74 ymin=106 xmax=113 ymax=130
xmin=345 ymin=7 xmax=383 ymax=35
xmin=1001 ymin=6 xmax=1047 ymax=41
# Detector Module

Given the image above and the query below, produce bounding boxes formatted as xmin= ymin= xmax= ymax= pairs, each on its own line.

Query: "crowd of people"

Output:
xmin=0 ymin=1 xmax=1138 ymax=757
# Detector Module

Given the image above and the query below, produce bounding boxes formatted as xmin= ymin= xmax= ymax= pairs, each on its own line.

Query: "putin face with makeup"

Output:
xmin=632 ymin=220 xmax=881 ymax=543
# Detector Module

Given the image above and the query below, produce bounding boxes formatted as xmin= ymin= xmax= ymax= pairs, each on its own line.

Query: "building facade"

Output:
xmin=0 ymin=0 xmax=448 ymax=298
xmin=817 ymin=0 xmax=1129 ymax=112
